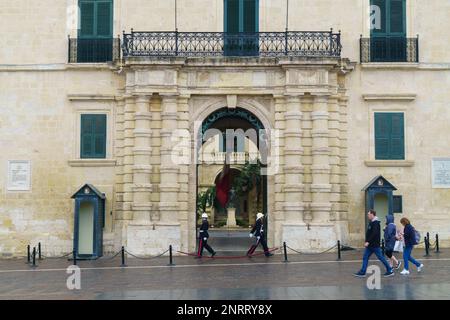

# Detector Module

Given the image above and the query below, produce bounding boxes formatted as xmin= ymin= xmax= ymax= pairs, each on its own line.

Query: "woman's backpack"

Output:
xmin=413 ymin=227 xmax=421 ymax=245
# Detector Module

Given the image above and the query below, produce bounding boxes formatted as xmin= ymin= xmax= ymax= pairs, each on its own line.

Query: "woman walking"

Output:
xmin=399 ymin=217 xmax=424 ymax=275
xmin=384 ymin=215 xmax=401 ymax=270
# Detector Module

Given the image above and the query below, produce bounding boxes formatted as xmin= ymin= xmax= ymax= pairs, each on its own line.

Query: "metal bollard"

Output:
xmin=38 ymin=242 xmax=42 ymax=260
xmin=32 ymin=247 xmax=36 ymax=267
xmin=168 ymin=245 xmax=174 ymax=266
xmin=424 ymin=236 xmax=430 ymax=257
xmin=337 ymin=240 xmax=341 ymax=260
xmin=436 ymin=234 xmax=440 ymax=253
xmin=73 ymin=250 xmax=77 ymax=266
xmin=121 ymin=246 xmax=126 ymax=267
xmin=27 ymin=245 xmax=31 ymax=264
xmin=283 ymin=242 xmax=288 ymax=262
xmin=381 ymin=239 xmax=385 ymax=255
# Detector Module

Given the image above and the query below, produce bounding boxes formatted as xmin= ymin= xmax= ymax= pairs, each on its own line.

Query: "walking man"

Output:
xmin=197 ymin=213 xmax=216 ymax=258
xmin=247 ymin=212 xmax=273 ymax=257
xmin=354 ymin=210 xmax=395 ymax=277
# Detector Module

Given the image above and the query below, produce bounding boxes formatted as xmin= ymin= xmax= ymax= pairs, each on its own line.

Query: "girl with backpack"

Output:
xmin=399 ymin=217 xmax=424 ymax=275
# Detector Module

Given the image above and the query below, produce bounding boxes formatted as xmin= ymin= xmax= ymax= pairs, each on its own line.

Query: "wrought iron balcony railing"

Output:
xmin=68 ymin=37 xmax=121 ymax=63
xmin=122 ymin=30 xmax=341 ymax=58
xmin=360 ymin=36 xmax=419 ymax=63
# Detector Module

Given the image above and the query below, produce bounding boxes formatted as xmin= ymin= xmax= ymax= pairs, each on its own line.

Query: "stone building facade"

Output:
xmin=1 ymin=0 xmax=449 ymax=257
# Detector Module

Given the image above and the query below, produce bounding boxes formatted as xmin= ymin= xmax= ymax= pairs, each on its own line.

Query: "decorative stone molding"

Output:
xmin=363 ymin=94 xmax=416 ymax=101
xmin=68 ymin=159 xmax=117 ymax=167
xmin=68 ymin=94 xmax=117 ymax=101
xmin=364 ymin=160 xmax=415 ymax=167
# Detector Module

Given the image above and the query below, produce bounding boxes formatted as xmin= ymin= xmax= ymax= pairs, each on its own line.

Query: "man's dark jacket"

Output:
xmin=366 ymin=217 xmax=381 ymax=248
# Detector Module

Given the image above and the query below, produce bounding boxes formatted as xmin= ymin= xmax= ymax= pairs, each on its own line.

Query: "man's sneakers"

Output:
xmin=354 ymin=270 xmax=394 ymax=277
xmin=417 ymin=263 xmax=424 ymax=272
xmin=265 ymin=252 xmax=274 ymax=257
xmin=353 ymin=271 xmax=366 ymax=278
xmin=383 ymin=270 xmax=395 ymax=277
xmin=395 ymin=261 xmax=402 ymax=270
xmin=211 ymin=251 xmax=217 ymax=258
xmin=400 ymin=269 xmax=410 ymax=275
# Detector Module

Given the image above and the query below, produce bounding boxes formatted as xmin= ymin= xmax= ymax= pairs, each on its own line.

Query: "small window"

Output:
xmin=81 ymin=114 xmax=107 ymax=158
xmin=393 ymin=195 xmax=403 ymax=213
xmin=374 ymin=112 xmax=405 ymax=160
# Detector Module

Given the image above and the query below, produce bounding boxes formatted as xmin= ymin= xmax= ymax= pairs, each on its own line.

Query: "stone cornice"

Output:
xmin=363 ymin=94 xmax=416 ymax=101
xmin=68 ymin=159 xmax=117 ymax=167
xmin=68 ymin=94 xmax=117 ymax=101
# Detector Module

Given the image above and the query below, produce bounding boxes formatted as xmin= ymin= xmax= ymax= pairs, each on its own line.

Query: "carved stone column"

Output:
xmin=122 ymin=96 xmax=135 ymax=221
xmin=132 ymin=95 xmax=152 ymax=223
xmin=177 ymin=95 xmax=190 ymax=251
xmin=282 ymin=95 xmax=304 ymax=221
xmin=273 ymin=96 xmax=286 ymax=243
xmin=159 ymin=94 xmax=180 ymax=222
xmin=310 ymin=95 xmax=332 ymax=222
xmin=114 ymin=95 xmax=125 ymax=220
xmin=328 ymin=96 xmax=340 ymax=222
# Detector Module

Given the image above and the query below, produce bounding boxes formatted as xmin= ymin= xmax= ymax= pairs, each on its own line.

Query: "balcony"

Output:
xmin=68 ymin=37 xmax=121 ymax=63
xmin=360 ymin=36 xmax=419 ymax=63
xmin=122 ymin=30 xmax=342 ymax=58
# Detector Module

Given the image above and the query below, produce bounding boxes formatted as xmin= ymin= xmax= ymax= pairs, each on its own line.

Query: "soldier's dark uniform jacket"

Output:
xmin=197 ymin=218 xmax=215 ymax=257
xmin=199 ymin=219 xmax=210 ymax=239
xmin=250 ymin=218 xmax=263 ymax=238
xmin=247 ymin=217 xmax=272 ymax=257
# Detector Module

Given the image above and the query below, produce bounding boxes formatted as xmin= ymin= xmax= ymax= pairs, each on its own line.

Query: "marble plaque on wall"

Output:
xmin=7 ymin=160 xmax=31 ymax=191
xmin=432 ymin=158 xmax=450 ymax=188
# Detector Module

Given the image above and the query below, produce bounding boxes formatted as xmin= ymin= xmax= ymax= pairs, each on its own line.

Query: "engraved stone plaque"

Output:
xmin=432 ymin=158 xmax=450 ymax=188
xmin=7 ymin=160 xmax=31 ymax=191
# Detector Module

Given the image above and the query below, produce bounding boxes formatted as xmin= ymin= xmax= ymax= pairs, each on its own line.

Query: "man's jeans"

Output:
xmin=403 ymin=245 xmax=421 ymax=270
xmin=359 ymin=247 xmax=393 ymax=274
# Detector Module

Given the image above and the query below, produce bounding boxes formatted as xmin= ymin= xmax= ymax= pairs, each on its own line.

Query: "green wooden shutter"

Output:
xmin=390 ymin=0 xmax=405 ymax=34
xmin=375 ymin=113 xmax=390 ymax=160
xmin=243 ymin=0 xmax=257 ymax=33
xmin=81 ymin=115 xmax=94 ymax=158
xmin=96 ymin=1 xmax=113 ymax=37
xmin=81 ymin=114 xmax=106 ymax=158
xmin=225 ymin=0 xmax=240 ymax=33
xmin=375 ymin=113 xmax=405 ymax=160
xmin=94 ymin=115 xmax=107 ymax=158
xmin=370 ymin=0 xmax=387 ymax=35
xmin=80 ymin=2 xmax=95 ymax=37
xmin=390 ymin=113 xmax=405 ymax=159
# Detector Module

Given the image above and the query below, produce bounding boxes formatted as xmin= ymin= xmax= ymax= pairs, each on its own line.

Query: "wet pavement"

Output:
xmin=0 ymin=248 xmax=449 ymax=300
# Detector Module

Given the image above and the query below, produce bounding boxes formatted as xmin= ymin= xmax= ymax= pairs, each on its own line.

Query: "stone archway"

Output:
xmin=193 ymin=102 xmax=272 ymax=253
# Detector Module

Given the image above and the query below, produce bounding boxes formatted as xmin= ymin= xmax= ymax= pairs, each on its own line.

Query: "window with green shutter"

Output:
xmin=81 ymin=114 xmax=107 ymax=158
xmin=370 ymin=0 xmax=406 ymax=62
xmin=374 ymin=112 xmax=405 ymax=160
xmin=393 ymin=195 xmax=403 ymax=213
xmin=224 ymin=0 xmax=259 ymax=56
xmin=78 ymin=0 xmax=113 ymax=62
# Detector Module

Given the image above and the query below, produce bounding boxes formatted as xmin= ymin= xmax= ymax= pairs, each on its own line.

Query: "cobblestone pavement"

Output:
xmin=0 ymin=248 xmax=449 ymax=300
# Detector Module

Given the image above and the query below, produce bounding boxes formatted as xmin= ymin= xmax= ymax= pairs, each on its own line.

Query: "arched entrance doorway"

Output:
xmin=196 ymin=107 xmax=268 ymax=253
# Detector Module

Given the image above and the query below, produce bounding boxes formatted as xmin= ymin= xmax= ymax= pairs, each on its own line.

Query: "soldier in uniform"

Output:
xmin=247 ymin=212 xmax=273 ymax=257
xmin=197 ymin=212 xmax=217 ymax=258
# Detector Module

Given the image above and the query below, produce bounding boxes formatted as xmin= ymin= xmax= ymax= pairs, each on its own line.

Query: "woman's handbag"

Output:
xmin=394 ymin=240 xmax=404 ymax=252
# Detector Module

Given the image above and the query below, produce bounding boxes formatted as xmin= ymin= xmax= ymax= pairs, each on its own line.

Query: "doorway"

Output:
xmin=196 ymin=107 xmax=268 ymax=253
xmin=78 ymin=201 xmax=95 ymax=255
